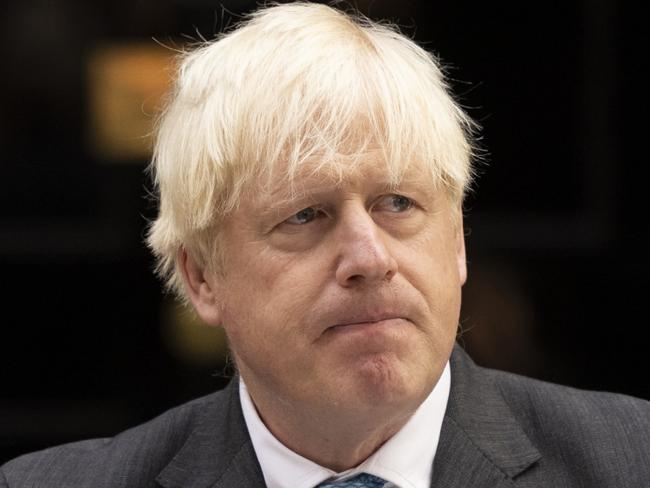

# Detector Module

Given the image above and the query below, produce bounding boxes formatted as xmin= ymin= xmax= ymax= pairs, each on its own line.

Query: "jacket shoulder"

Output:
xmin=0 ymin=387 xmax=233 ymax=488
xmin=490 ymin=367 xmax=650 ymax=485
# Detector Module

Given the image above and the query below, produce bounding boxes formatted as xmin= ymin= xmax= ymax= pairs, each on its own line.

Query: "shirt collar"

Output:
xmin=239 ymin=363 xmax=450 ymax=488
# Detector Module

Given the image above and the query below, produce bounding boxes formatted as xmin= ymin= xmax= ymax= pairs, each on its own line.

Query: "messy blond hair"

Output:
xmin=147 ymin=2 xmax=476 ymax=298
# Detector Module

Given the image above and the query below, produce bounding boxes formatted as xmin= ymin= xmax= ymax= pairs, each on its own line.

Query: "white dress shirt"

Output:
xmin=239 ymin=362 xmax=450 ymax=488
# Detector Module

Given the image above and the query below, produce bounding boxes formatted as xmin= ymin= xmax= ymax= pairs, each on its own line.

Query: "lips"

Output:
xmin=331 ymin=313 xmax=405 ymax=328
xmin=323 ymin=309 xmax=414 ymax=339
xmin=323 ymin=317 xmax=411 ymax=345
xmin=309 ymin=292 xmax=418 ymax=338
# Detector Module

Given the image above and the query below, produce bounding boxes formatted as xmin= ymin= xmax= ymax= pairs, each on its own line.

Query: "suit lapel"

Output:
xmin=430 ymin=346 xmax=541 ymax=487
xmin=156 ymin=378 xmax=266 ymax=488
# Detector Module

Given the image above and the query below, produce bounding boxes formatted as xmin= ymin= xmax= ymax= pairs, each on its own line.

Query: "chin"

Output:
xmin=349 ymin=353 xmax=427 ymax=408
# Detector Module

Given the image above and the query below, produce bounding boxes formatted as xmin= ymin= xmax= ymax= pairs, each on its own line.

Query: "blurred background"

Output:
xmin=1 ymin=0 xmax=648 ymax=463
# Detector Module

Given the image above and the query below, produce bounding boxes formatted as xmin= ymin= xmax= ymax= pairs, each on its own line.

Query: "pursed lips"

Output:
xmin=313 ymin=301 xmax=416 ymax=338
xmin=328 ymin=313 xmax=408 ymax=330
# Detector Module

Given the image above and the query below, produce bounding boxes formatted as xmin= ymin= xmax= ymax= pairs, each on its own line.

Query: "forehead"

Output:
xmin=250 ymin=150 xmax=436 ymax=204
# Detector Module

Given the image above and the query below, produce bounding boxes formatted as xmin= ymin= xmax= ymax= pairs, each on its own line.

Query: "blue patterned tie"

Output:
xmin=315 ymin=472 xmax=386 ymax=487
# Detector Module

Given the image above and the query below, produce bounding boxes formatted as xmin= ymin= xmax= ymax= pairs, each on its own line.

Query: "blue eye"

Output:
xmin=378 ymin=194 xmax=413 ymax=212
xmin=285 ymin=207 xmax=317 ymax=225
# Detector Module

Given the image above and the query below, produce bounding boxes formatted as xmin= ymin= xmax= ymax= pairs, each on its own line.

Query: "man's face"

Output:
xmin=196 ymin=154 xmax=466 ymax=417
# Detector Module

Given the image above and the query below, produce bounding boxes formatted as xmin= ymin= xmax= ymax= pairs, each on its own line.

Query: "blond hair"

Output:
xmin=147 ymin=1 xmax=477 ymax=298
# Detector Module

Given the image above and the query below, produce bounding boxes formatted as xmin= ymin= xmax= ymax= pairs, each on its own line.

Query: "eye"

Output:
xmin=375 ymin=194 xmax=414 ymax=213
xmin=284 ymin=207 xmax=319 ymax=225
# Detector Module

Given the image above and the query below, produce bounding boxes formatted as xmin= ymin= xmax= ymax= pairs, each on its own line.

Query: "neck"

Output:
xmin=242 ymin=378 xmax=420 ymax=472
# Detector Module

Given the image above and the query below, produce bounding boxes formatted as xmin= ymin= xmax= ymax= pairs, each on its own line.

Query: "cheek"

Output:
xmin=395 ymin=230 xmax=463 ymax=321
xmin=224 ymin=242 xmax=287 ymax=296
xmin=221 ymin=248 xmax=324 ymax=342
xmin=252 ymin=243 xmax=332 ymax=298
xmin=401 ymin=228 xmax=460 ymax=282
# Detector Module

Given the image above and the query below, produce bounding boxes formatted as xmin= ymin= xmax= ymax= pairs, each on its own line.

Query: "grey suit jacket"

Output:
xmin=2 ymin=346 xmax=649 ymax=487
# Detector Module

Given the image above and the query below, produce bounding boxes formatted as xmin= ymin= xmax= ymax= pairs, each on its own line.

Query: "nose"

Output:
xmin=334 ymin=206 xmax=398 ymax=287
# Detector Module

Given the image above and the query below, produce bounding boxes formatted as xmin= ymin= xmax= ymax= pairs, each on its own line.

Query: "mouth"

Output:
xmin=327 ymin=316 xmax=410 ymax=334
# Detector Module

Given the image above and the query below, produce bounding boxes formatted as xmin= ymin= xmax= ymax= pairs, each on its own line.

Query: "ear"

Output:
xmin=455 ymin=219 xmax=467 ymax=286
xmin=178 ymin=248 xmax=223 ymax=327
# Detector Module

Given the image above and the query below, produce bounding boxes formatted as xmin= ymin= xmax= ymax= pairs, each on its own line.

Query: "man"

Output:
xmin=2 ymin=3 xmax=648 ymax=487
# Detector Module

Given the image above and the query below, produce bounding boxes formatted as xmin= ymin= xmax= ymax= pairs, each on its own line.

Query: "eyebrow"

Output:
xmin=258 ymin=186 xmax=333 ymax=219
xmin=256 ymin=162 xmax=436 ymax=214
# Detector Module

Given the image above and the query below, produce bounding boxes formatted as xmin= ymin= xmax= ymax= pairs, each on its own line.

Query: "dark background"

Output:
xmin=1 ymin=0 xmax=648 ymax=463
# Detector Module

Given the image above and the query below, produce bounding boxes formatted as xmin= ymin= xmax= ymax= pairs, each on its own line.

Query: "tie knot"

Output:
xmin=316 ymin=472 xmax=386 ymax=487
